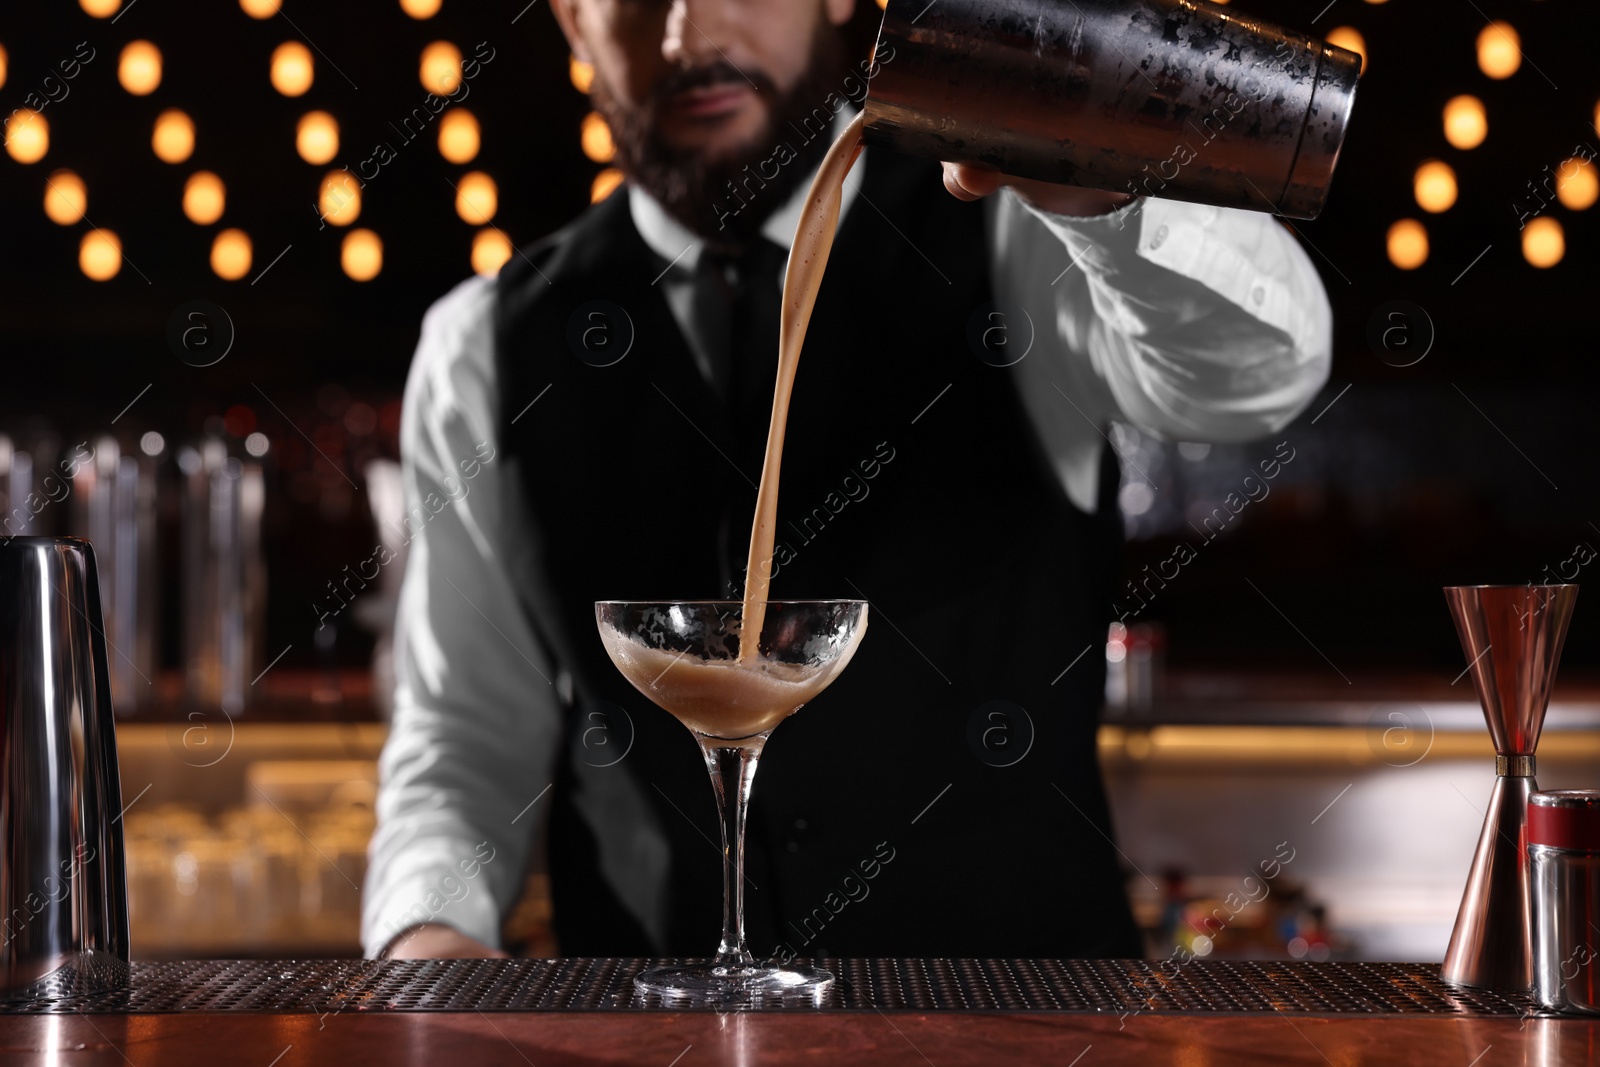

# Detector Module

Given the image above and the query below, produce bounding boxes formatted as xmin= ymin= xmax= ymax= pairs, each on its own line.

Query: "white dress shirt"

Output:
xmin=361 ymin=112 xmax=1333 ymax=955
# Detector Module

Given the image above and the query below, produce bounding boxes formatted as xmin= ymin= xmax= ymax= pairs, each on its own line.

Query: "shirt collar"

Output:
xmin=628 ymin=105 xmax=865 ymax=273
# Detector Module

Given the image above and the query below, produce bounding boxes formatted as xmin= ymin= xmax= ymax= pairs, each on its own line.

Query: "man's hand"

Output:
xmin=943 ymin=161 xmax=1137 ymax=218
xmin=384 ymin=922 xmax=511 ymax=959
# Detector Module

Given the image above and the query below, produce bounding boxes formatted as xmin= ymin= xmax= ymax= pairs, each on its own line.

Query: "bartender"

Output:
xmin=363 ymin=0 xmax=1331 ymax=959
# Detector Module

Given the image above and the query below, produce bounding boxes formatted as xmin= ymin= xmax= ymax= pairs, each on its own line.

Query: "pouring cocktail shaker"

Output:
xmin=0 ymin=537 xmax=131 ymax=1001
xmin=864 ymin=0 xmax=1360 ymax=218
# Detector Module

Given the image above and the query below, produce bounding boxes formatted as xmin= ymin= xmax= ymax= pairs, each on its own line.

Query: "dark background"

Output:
xmin=1 ymin=0 xmax=1596 ymax=685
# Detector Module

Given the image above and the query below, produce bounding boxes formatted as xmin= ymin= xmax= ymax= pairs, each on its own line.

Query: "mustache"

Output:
xmin=653 ymin=61 xmax=774 ymax=103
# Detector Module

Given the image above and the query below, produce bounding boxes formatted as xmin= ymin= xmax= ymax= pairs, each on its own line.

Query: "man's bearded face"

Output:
xmin=575 ymin=0 xmax=856 ymax=247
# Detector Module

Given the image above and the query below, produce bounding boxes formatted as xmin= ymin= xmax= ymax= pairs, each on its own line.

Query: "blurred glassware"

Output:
xmin=71 ymin=435 xmax=160 ymax=711
xmin=179 ymin=437 xmax=266 ymax=715
xmin=358 ymin=458 xmax=408 ymax=721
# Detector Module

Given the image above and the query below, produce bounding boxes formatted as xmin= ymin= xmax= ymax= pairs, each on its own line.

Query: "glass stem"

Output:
xmin=701 ymin=738 xmax=765 ymax=972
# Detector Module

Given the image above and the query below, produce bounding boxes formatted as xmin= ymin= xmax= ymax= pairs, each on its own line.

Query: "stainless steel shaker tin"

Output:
xmin=864 ymin=0 xmax=1360 ymax=218
xmin=1528 ymin=790 xmax=1600 ymax=1014
xmin=0 ymin=536 xmax=131 ymax=1001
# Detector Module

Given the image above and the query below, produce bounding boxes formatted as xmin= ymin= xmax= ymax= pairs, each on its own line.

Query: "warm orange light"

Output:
xmin=5 ymin=109 xmax=47 ymax=164
xmin=1324 ymin=27 xmax=1366 ymax=74
xmin=319 ymin=170 xmax=361 ymax=226
xmin=1522 ymin=216 xmax=1563 ymax=268
xmin=1557 ymin=159 xmax=1599 ymax=211
xmin=437 ymin=109 xmax=479 ymax=164
xmin=1477 ymin=22 xmax=1520 ymax=80
xmin=420 ymin=41 xmax=463 ymax=95
xmin=1413 ymin=160 xmax=1457 ymax=213
xmin=875 ymin=0 xmax=887 ymax=8
xmin=239 ymin=0 xmax=280 ymax=17
xmin=400 ymin=0 xmax=442 ymax=16
xmin=118 ymin=41 xmax=162 ymax=95
xmin=0 ymin=44 xmax=8 ymax=90
xmin=183 ymin=171 xmax=226 ymax=225
xmin=1386 ymin=219 xmax=1427 ymax=270
xmin=271 ymin=41 xmax=314 ymax=96
xmin=152 ymin=109 xmax=195 ymax=164
xmin=297 ymin=111 xmax=340 ymax=165
xmin=211 ymin=229 xmax=253 ymax=280
xmin=341 ymin=228 xmax=383 ymax=281
xmin=455 ymin=171 xmax=498 ymax=224
xmin=591 ymin=167 xmax=624 ymax=203
xmin=80 ymin=0 xmax=121 ymax=17
xmin=569 ymin=55 xmax=593 ymax=93
xmin=581 ymin=112 xmax=614 ymax=163
xmin=80 ymin=229 xmax=121 ymax=280
xmin=471 ymin=228 xmax=512 ymax=275
xmin=1443 ymin=95 xmax=1487 ymax=150
xmin=44 ymin=170 xmax=86 ymax=225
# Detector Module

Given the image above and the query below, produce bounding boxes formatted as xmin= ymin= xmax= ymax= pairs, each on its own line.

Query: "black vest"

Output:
xmin=494 ymin=150 xmax=1139 ymax=959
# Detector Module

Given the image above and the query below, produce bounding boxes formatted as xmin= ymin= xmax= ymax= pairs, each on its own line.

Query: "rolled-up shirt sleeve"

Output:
xmin=989 ymin=190 xmax=1332 ymax=510
xmin=361 ymin=274 xmax=562 ymax=956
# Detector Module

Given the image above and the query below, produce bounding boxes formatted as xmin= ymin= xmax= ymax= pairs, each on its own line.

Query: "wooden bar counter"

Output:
xmin=3 ymin=958 xmax=1596 ymax=1065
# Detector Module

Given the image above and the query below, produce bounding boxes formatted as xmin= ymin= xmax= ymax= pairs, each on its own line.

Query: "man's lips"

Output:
xmin=668 ymin=83 xmax=752 ymax=118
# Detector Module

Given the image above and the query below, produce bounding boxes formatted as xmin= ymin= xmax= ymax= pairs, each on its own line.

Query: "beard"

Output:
xmin=591 ymin=23 xmax=852 ymax=250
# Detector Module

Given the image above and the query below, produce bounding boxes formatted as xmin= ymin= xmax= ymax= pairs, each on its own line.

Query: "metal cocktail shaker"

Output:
xmin=1529 ymin=791 xmax=1600 ymax=1014
xmin=0 ymin=537 xmax=131 ymax=1001
xmin=864 ymin=0 xmax=1361 ymax=218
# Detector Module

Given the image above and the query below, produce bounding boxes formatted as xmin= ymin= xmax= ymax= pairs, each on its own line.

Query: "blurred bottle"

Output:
xmin=1 ymin=435 xmax=37 ymax=537
xmin=71 ymin=435 xmax=160 ymax=711
xmin=179 ymin=437 xmax=266 ymax=715
xmin=1106 ymin=621 xmax=1167 ymax=713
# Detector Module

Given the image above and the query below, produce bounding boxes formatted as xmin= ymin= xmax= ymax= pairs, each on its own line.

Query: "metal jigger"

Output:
xmin=1440 ymin=584 xmax=1578 ymax=990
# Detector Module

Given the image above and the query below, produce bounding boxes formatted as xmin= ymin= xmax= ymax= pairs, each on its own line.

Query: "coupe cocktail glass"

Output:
xmin=595 ymin=599 xmax=867 ymax=1001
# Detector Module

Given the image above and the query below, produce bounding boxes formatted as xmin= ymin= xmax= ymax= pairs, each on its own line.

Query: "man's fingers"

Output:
xmin=942 ymin=161 xmax=1002 ymax=201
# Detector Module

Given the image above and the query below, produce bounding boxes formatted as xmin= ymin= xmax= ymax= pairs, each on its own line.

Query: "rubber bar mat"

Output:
xmin=3 ymin=958 xmax=1537 ymax=1016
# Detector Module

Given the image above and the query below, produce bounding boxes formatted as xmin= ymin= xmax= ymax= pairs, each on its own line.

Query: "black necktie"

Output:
xmin=692 ymin=238 xmax=787 ymax=445
xmin=691 ymin=237 xmax=788 ymax=597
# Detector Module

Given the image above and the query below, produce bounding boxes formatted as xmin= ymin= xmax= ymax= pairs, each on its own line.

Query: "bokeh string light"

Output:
xmin=271 ymin=41 xmax=314 ymax=96
xmin=591 ymin=168 xmax=624 ymax=203
xmin=420 ymin=42 xmax=463 ymax=95
xmin=183 ymin=172 xmax=227 ymax=225
xmin=1522 ymin=217 xmax=1564 ymax=268
xmin=1413 ymin=161 xmax=1457 ymax=214
xmin=342 ymin=229 xmax=383 ymax=281
xmin=1443 ymin=96 xmax=1487 ymax=151
xmin=1476 ymin=21 xmax=1520 ymax=80
xmin=118 ymin=41 xmax=163 ymax=95
xmin=437 ymin=109 xmax=479 ymax=164
xmin=80 ymin=229 xmax=122 ymax=280
xmin=471 ymin=228 xmax=512 ymax=275
xmin=297 ymin=112 xmax=340 ymax=166
xmin=5 ymin=109 xmax=48 ymax=164
xmin=152 ymin=109 xmax=196 ymax=164
xmin=211 ymin=229 xmax=254 ymax=280
xmin=44 ymin=170 xmax=87 ymax=226
xmin=1556 ymin=159 xmax=1598 ymax=212
xmin=319 ymin=170 xmax=362 ymax=226
xmin=1386 ymin=219 xmax=1428 ymax=270
xmin=455 ymin=172 xmax=498 ymax=224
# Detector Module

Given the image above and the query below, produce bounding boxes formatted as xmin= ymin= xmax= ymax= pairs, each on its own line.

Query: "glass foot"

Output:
xmin=634 ymin=963 xmax=834 ymax=1004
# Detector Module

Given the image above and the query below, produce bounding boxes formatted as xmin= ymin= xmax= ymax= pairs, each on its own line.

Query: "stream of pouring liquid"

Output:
xmin=737 ymin=110 xmax=866 ymax=663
